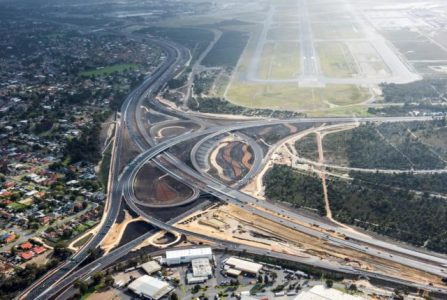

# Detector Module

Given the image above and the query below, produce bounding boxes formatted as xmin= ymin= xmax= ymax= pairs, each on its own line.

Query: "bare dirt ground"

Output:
xmin=209 ymin=137 xmax=254 ymax=184
xmin=101 ymin=210 xmax=144 ymax=254
xmin=134 ymin=163 xmax=194 ymax=206
xmin=176 ymin=203 xmax=444 ymax=286
xmin=87 ymin=289 xmax=121 ymax=300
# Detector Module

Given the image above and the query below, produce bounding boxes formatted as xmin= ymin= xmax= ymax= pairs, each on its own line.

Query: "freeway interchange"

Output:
xmin=21 ymin=36 xmax=447 ymax=300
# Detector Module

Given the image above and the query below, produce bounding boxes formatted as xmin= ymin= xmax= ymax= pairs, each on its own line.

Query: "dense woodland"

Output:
xmin=327 ymin=176 xmax=447 ymax=253
xmin=380 ymin=80 xmax=447 ymax=103
xmin=264 ymin=165 xmax=325 ymax=214
xmin=65 ymin=112 xmax=109 ymax=164
xmin=264 ymin=165 xmax=447 ymax=253
xmin=294 ymin=133 xmax=318 ymax=161
xmin=324 ymin=122 xmax=446 ymax=170
xmin=188 ymin=97 xmax=303 ymax=119
xmin=351 ymin=172 xmax=447 ymax=195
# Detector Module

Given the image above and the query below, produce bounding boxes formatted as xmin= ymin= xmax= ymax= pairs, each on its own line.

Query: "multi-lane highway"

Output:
xmin=22 ymin=32 xmax=447 ymax=300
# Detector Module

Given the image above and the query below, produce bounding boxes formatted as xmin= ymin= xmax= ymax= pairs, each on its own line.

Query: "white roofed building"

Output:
xmin=294 ymin=285 xmax=367 ymax=300
xmin=225 ymin=257 xmax=263 ymax=275
xmin=165 ymin=247 xmax=212 ymax=266
xmin=128 ymin=275 xmax=173 ymax=300
xmin=141 ymin=260 xmax=162 ymax=275
xmin=191 ymin=258 xmax=213 ymax=278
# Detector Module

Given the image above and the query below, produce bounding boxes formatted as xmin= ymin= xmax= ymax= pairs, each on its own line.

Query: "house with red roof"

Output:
xmin=39 ymin=216 xmax=51 ymax=224
xmin=20 ymin=241 xmax=33 ymax=250
xmin=20 ymin=251 xmax=34 ymax=260
xmin=32 ymin=246 xmax=46 ymax=255
xmin=5 ymin=233 xmax=16 ymax=243
xmin=3 ymin=182 xmax=15 ymax=188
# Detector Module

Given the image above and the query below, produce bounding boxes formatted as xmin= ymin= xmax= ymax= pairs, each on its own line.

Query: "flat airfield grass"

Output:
xmin=257 ymin=43 xmax=275 ymax=80
xmin=319 ymin=84 xmax=370 ymax=106
xmin=227 ymin=82 xmax=321 ymax=111
xmin=273 ymin=14 xmax=300 ymax=23
xmin=257 ymin=42 xmax=300 ymax=80
xmin=267 ymin=26 xmax=300 ymax=41
xmin=270 ymin=42 xmax=300 ymax=79
xmin=317 ymin=42 xmax=358 ymax=77
xmin=307 ymin=105 xmax=370 ymax=117
xmin=312 ymin=22 xmax=364 ymax=40
xmin=226 ymin=82 xmax=369 ymax=111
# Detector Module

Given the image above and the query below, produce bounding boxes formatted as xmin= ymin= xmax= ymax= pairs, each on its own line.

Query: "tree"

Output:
xmin=348 ymin=284 xmax=358 ymax=293
xmin=92 ymin=272 xmax=104 ymax=285
xmin=104 ymin=275 xmax=114 ymax=287
xmin=74 ymin=279 xmax=89 ymax=294
xmin=53 ymin=243 xmax=72 ymax=260
xmin=191 ymin=284 xmax=201 ymax=294
xmin=169 ymin=293 xmax=179 ymax=300
xmin=325 ymin=279 xmax=333 ymax=288
xmin=264 ymin=274 xmax=269 ymax=285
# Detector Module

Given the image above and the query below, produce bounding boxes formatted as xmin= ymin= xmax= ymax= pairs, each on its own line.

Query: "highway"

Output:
xmin=119 ymin=116 xmax=447 ymax=278
xmin=22 ymin=32 xmax=447 ymax=300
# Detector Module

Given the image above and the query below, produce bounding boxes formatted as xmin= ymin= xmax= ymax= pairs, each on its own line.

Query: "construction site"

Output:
xmin=176 ymin=203 xmax=446 ymax=288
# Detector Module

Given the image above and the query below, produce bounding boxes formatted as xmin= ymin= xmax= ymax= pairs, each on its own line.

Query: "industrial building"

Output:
xmin=224 ymin=257 xmax=263 ymax=275
xmin=186 ymin=273 xmax=209 ymax=284
xmin=140 ymin=261 xmax=162 ymax=275
xmin=191 ymin=258 xmax=213 ymax=277
xmin=165 ymin=247 xmax=212 ymax=265
xmin=294 ymin=285 xmax=367 ymax=300
xmin=128 ymin=275 xmax=173 ymax=300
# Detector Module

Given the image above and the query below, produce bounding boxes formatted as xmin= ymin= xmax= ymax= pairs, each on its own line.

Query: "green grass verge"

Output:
xmin=73 ymin=233 xmax=93 ymax=248
xmin=99 ymin=142 xmax=113 ymax=191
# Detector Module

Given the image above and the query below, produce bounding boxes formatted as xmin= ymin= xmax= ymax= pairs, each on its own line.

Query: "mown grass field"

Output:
xmin=316 ymin=42 xmax=358 ymax=77
xmin=226 ymin=82 xmax=370 ymax=112
xmin=257 ymin=42 xmax=301 ymax=79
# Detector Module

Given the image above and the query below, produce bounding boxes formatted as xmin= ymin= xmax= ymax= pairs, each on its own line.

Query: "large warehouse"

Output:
xmin=128 ymin=275 xmax=173 ymax=300
xmin=165 ymin=247 xmax=212 ymax=265
xmin=294 ymin=285 xmax=366 ymax=300
xmin=225 ymin=257 xmax=263 ymax=275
